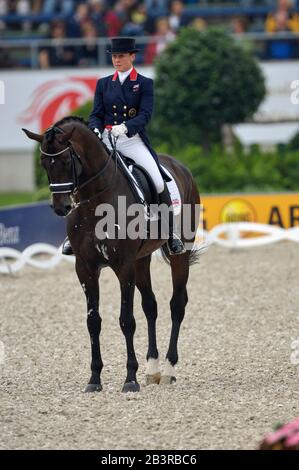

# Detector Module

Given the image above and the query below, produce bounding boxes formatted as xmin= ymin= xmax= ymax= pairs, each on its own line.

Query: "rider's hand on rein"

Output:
xmin=111 ymin=123 xmax=128 ymax=137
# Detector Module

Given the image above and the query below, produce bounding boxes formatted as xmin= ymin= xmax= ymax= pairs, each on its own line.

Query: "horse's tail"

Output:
xmin=159 ymin=242 xmax=207 ymax=266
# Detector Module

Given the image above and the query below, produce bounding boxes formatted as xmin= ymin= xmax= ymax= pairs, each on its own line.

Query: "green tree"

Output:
xmin=150 ymin=27 xmax=266 ymax=150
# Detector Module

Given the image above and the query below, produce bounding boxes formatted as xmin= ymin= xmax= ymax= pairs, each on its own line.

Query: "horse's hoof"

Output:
xmin=146 ymin=372 xmax=161 ymax=385
xmin=159 ymin=375 xmax=176 ymax=385
xmin=84 ymin=383 xmax=102 ymax=393
xmin=122 ymin=381 xmax=140 ymax=393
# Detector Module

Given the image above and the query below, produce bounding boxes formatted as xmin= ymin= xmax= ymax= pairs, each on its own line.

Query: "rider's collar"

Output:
xmin=112 ymin=67 xmax=137 ymax=83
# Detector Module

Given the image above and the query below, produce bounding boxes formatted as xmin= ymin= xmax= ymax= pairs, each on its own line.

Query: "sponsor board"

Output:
xmin=202 ymin=193 xmax=299 ymax=231
xmin=0 ymin=202 xmax=65 ymax=250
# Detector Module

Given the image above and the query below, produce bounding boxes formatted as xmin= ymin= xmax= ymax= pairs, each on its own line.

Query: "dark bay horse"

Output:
xmin=23 ymin=116 xmax=200 ymax=393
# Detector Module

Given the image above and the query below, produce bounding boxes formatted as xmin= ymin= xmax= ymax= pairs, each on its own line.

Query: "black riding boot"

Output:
xmin=62 ymin=237 xmax=73 ymax=256
xmin=159 ymin=184 xmax=185 ymax=255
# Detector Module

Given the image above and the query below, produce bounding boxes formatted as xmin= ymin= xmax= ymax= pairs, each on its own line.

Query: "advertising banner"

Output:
xmin=202 ymin=193 xmax=299 ymax=231
xmin=0 ymin=202 xmax=66 ymax=250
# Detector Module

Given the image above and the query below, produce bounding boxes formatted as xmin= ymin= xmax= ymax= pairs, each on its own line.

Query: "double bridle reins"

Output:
xmin=40 ymin=126 xmax=118 ymax=210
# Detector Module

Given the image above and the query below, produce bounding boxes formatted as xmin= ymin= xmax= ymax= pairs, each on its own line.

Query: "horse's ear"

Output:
xmin=57 ymin=127 xmax=75 ymax=145
xmin=22 ymin=128 xmax=43 ymax=143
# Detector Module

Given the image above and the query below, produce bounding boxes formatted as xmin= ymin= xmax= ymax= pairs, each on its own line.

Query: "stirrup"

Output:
xmin=167 ymin=234 xmax=186 ymax=255
xmin=62 ymin=237 xmax=73 ymax=256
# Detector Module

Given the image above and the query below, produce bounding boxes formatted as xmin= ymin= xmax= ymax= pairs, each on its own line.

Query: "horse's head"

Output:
xmin=22 ymin=124 xmax=83 ymax=217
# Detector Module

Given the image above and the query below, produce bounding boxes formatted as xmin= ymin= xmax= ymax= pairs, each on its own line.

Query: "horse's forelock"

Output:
xmin=45 ymin=127 xmax=57 ymax=143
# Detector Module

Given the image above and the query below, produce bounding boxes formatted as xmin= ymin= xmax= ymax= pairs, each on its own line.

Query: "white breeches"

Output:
xmin=102 ymin=130 xmax=165 ymax=194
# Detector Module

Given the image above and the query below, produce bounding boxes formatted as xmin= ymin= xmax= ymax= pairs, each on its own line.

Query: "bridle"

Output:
xmin=40 ymin=125 xmax=118 ymax=209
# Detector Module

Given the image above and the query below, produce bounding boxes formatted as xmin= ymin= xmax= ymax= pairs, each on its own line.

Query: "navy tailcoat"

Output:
xmin=88 ymin=67 xmax=170 ymax=182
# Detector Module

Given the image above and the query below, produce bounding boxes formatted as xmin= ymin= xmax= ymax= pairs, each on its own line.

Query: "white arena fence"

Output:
xmin=0 ymin=223 xmax=298 ymax=274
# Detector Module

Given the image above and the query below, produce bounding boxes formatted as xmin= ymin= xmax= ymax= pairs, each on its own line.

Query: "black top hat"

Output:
xmin=107 ymin=37 xmax=139 ymax=54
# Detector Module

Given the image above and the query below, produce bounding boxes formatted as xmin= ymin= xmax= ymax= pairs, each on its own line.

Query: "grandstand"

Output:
xmin=0 ymin=0 xmax=299 ymax=68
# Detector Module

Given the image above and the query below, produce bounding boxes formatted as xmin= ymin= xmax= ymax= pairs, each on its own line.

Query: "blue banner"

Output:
xmin=0 ymin=202 xmax=66 ymax=250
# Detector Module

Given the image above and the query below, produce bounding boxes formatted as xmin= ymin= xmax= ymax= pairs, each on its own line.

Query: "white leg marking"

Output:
xmin=164 ymin=359 xmax=175 ymax=376
xmin=145 ymin=357 xmax=160 ymax=375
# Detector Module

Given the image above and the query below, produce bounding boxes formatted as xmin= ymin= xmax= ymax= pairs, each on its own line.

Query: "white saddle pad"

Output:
xmin=161 ymin=165 xmax=182 ymax=216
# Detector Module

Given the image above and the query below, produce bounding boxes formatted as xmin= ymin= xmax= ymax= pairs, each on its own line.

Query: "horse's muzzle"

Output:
xmin=51 ymin=194 xmax=72 ymax=217
xmin=54 ymin=205 xmax=72 ymax=217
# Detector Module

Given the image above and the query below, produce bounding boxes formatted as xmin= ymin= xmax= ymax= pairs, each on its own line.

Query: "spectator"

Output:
xmin=230 ymin=15 xmax=248 ymax=34
xmin=43 ymin=0 xmax=74 ymax=15
xmin=121 ymin=3 xmax=147 ymax=36
xmin=31 ymin=1 xmax=43 ymax=14
xmin=144 ymin=0 xmax=167 ymax=16
xmin=7 ymin=0 xmax=17 ymax=13
xmin=131 ymin=2 xmax=147 ymax=26
xmin=230 ymin=15 xmax=254 ymax=54
xmin=191 ymin=17 xmax=207 ymax=32
xmin=17 ymin=0 xmax=30 ymax=14
xmin=89 ymin=0 xmax=107 ymax=37
xmin=104 ymin=0 xmax=130 ymax=37
xmin=39 ymin=20 xmax=77 ymax=68
xmin=265 ymin=0 xmax=299 ymax=58
xmin=67 ymin=2 xmax=91 ymax=38
xmin=144 ymin=17 xmax=176 ymax=64
xmin=168 ymin=0 xmax=185 ymax=32
xmin=0 ymin=0 xmax=7 ymax=15
xmin=77 ymin=21 xmax=99 ymax=66
xmin=265 ymin=0 xmax=299 ymax=33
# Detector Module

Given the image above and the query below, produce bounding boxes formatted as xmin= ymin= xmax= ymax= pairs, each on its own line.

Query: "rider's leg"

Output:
xmin=105 ymin=132 xmax=185 ymax=255
xmin=102 ymin=131 xmax=165 ymax=193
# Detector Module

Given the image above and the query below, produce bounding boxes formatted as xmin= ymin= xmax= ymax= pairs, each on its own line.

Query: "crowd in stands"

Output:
xmin=0 ymin=0 xmax=299 ymax=68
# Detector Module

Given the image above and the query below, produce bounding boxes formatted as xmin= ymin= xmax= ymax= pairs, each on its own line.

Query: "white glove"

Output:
xmin=111 ymin=123 xmax=128 ymax=137
xmin=93 ymin=127 xmax=102 ymax=139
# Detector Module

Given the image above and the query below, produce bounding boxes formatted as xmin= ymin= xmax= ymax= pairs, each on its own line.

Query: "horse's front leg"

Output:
xmin=117 ymin=265 xmax=139 ymax=393
xmin=76 ymin=260 xmax=103 ymax=392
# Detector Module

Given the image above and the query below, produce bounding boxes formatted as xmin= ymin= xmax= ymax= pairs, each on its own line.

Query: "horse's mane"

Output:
xmin=55 ymin=115 xmax=89 ymax=128
xmin=45 ymin=116 xmax=91 ymax=143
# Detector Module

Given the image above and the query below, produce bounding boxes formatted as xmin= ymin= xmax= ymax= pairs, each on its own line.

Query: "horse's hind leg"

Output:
xmin=160 ymin=252 xmax=189 ymax=385
xmin=135 ymin=255 xmax=161 ymax=385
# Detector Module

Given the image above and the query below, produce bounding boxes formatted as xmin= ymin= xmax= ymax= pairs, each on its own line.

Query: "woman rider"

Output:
xmin=62 ymin=37 xmax=184 ymax=255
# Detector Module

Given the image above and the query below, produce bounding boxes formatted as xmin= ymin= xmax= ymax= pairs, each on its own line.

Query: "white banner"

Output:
xmin=0 ymin=66 xmax=154 ymax=151
xmin=0 ymin=62 xmax=298 ymax=151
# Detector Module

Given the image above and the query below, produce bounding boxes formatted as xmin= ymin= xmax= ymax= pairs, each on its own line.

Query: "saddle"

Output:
xmin=117 ymin=152 xmax=160 ymax=208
